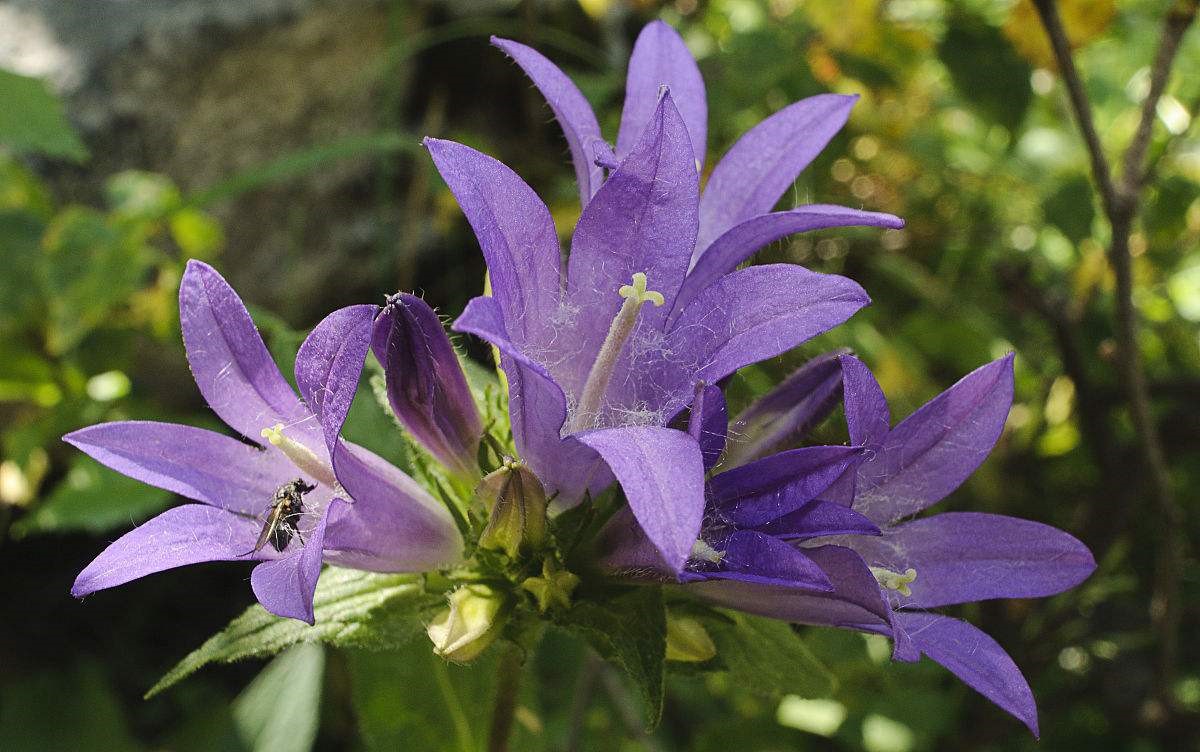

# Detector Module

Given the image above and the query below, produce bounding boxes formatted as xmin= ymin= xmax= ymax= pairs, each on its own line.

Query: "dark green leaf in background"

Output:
xmin=0 ymin=70 xmax=88 ymax=162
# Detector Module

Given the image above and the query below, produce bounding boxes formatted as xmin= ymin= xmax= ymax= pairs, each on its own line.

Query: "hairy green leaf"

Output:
xmin=707 ymin=612 xmax=835 ymax=699
xmin=560 ymin=586 xmax=666 ymax=726
xmin=146 ymin=568 xmax=438 ymax=698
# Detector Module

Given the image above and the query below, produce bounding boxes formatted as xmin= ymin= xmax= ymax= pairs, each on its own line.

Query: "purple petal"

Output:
xmin=856 ymin=355 xmax=1015 ymax=523
xmin=328 ymin=442 xmax=463 ymax=571
xmin=372 ymin=294 xmax=482 ymax=475
xmin=707 ymin=531 xmax=832 ymax=590
xmin=847 ymin=512 xmax=1095 ymax=608
xmin=295 ymin=304 xmax=377 ymax=455
xmin=896 ymin=612 xmax=1038 ymax=736
xmin=568 ymin=91 xmax=699 ymax=358
xmin=64 ymin=421 xmax=291 ymax=517
xmin=72 ymin=504 xmax=260 ymax=597
xmin=754 ymin=499 xmax=880 ymax=540
xmin=678 ymin=205 xmax=902 ymax=314
xmin=423 ymin=138 xmax=563 ymax=348
xmin=710 ymin=445 xmax=864 ymax=526
xmin=616 ymin=20 xmax=706 ymax=167
xmin=839 ymin=354 xmax=890 ymax=447
xmin=666 ymin=265 xmax=868 ymax=402
xmin=492 ymin=36 xmax=604 ymax=204
xmin=576 ymin=426 xmax=705 ymax=572
xmin=725 ymin=351 xmax=845 ymax=467
xmin=687 ymin=382 xmax=727 ymax=470
xmin=685 ymin=544 xmax=891 ymax=627
xmin=453 ymin=295 xmax=607 ymax=503
xmin=251 ymin=498 xmax=340 ymax=624
xmin=696 ymin=94 xmax=857 ymax=253
xmin=179 ymin=260 xmax=317 ymax=448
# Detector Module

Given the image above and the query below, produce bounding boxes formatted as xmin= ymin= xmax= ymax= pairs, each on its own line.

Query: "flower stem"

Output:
xmin=487 ymin=644 xmax=523 ymax=752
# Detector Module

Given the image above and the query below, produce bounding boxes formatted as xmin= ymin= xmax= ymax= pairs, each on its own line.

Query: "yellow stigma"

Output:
xmin=569 ymin=273 xmax=665 ymax=432
xmin=260 ymin=423 xmax=337 ymax=488
xmin=618 ymin=272 xmax=665 ymax=308
xmin=870 ymin=566 xmax=918 ymax=597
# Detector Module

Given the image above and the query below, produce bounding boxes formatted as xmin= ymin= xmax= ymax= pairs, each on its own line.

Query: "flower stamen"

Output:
xmin=569 ymin=273 xmax=664 ymax=432
xmin=870 ymin=566 xmax=917 ymax=597
xmin=260 ymin=423 xmax=338 ymax=488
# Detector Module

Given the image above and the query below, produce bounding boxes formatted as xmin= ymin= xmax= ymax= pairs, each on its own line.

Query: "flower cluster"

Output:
xmin=68 ymin=21 xmax=1093 ymax=734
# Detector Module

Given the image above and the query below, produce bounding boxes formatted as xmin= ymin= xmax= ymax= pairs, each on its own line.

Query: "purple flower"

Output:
xmin=67 ymin=261 xmax=463 ymax=624
xmin=684 ymin=354 xmax=1096 ymax=735
xmin=428 ymin=21 xmax=901 ymax=572
xmin=372 ymin=293 xmax=483 ymax=477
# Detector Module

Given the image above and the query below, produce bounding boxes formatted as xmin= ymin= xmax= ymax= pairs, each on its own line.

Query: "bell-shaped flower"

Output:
xmin=427 ymin=21 xmax=900 ymax=574
xmin=682 ymin=354 xmax=1096 ymax=735
xmin=67 ymin=261 xmax=464 ymax=624
xmin=372 ymin=293 xmax=483 ymax=477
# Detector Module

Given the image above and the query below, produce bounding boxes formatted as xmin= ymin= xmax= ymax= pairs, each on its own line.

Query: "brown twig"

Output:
xmin=1031 ymin=0 xmax=1198 ymax=712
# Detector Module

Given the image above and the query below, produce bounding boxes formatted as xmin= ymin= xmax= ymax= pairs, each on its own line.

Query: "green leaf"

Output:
xmin=348 ymin=640 xmax=509 ymax=752
xmin=146 ymin=568 xmax=439 ymax=698
xmin=12 ymin=454 xmax=172 ymax=537
xmin=232 ymin=644 xmax=325 ymax=752
xmin=0 ymin=70 xmax=88 ymax=162
xmin=0 ymin=208 xmax=47 ymax=328
xmin=559 ymin=586 xmax=666 ymax=726
xmin=706 ymin=612 xmax=835 ymax=699
xmin=938 ymin=14 xmax=1032 ymax=133
xmin=42 ymin=206 xmax=152 ymax=354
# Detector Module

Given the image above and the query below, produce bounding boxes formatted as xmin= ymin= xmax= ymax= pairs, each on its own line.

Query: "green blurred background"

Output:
xmin=1 ymin=0 xmax=1198 ymax=749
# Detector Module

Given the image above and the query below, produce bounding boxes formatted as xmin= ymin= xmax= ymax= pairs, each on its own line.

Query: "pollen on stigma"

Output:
xmin=260 ymin=423 xmax=338 ymax=488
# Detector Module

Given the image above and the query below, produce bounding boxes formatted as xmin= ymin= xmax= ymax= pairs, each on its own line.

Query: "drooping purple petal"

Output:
xmin=251 ymin=498 xmax=341 ymax=624
xmin=373 ymin=294 xmax=482 ymax=476
xmin=453 ymin=295 xmax=608 ymax=503
xmin=616 ymin=20 xmax=706 ymax=167
xmin=839 ymin=354 xmax=890 ymax=447
xmin=576 ymin=426 xmax=705 ymax=573
xmin=754 ymin=499 xmax=880 ymax=540
xmin=666 ymin=264 xmax=869 ymax=394
xmin=896 ymin=612 xmax=1039 ymax=736
xmin=423 ymin=138 xmax=563 ymax=348
xmin=295 ymin=304 xmax=377 ymax=455
xmin=685 ymin=545 xmax=891 ymax=627
xmin=677 ymin=205 xmax=902 ymax=314
xmin=64 ymin=421 xmax=292 ymax=517
xmin=492 ymin=36 xmax=604 ymax=204
xmin=568 ymin=91 xmax=699 ymax=358
xmin=724 ymin=351 xmax=845 ymax=467
xmin=710 ymin=445 xmax=863 ymax=526
xmin=696 ymin=94 xmax=857 ymax=253
xmin=847 ymin=512 xmax=1095 ymax=609
xmin=687 ymin=382 xmax=727 ymax=470
xmin=328 ymin=442 xmax=463 ymax=572
xmin=706 ymin=531 xmax=832 ymax=590
xmin=72 ymin=504 xmax=261 ymax=597
xmin=179 ymin=260 xmax=317 ymax=448
xmin=855 ymin=354 xmax=1015 ymax=523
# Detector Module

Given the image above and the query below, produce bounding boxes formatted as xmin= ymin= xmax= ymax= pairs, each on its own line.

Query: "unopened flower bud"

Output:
xmin=665 ymin=613 xmax=717 ymax=663
xmin=372 ymin=293 xmax=483 ymax=477
xmin=477 ymin=459 xmax=547 ymax=558
xmin=427 ymin=585 xmax=505 ymax=663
